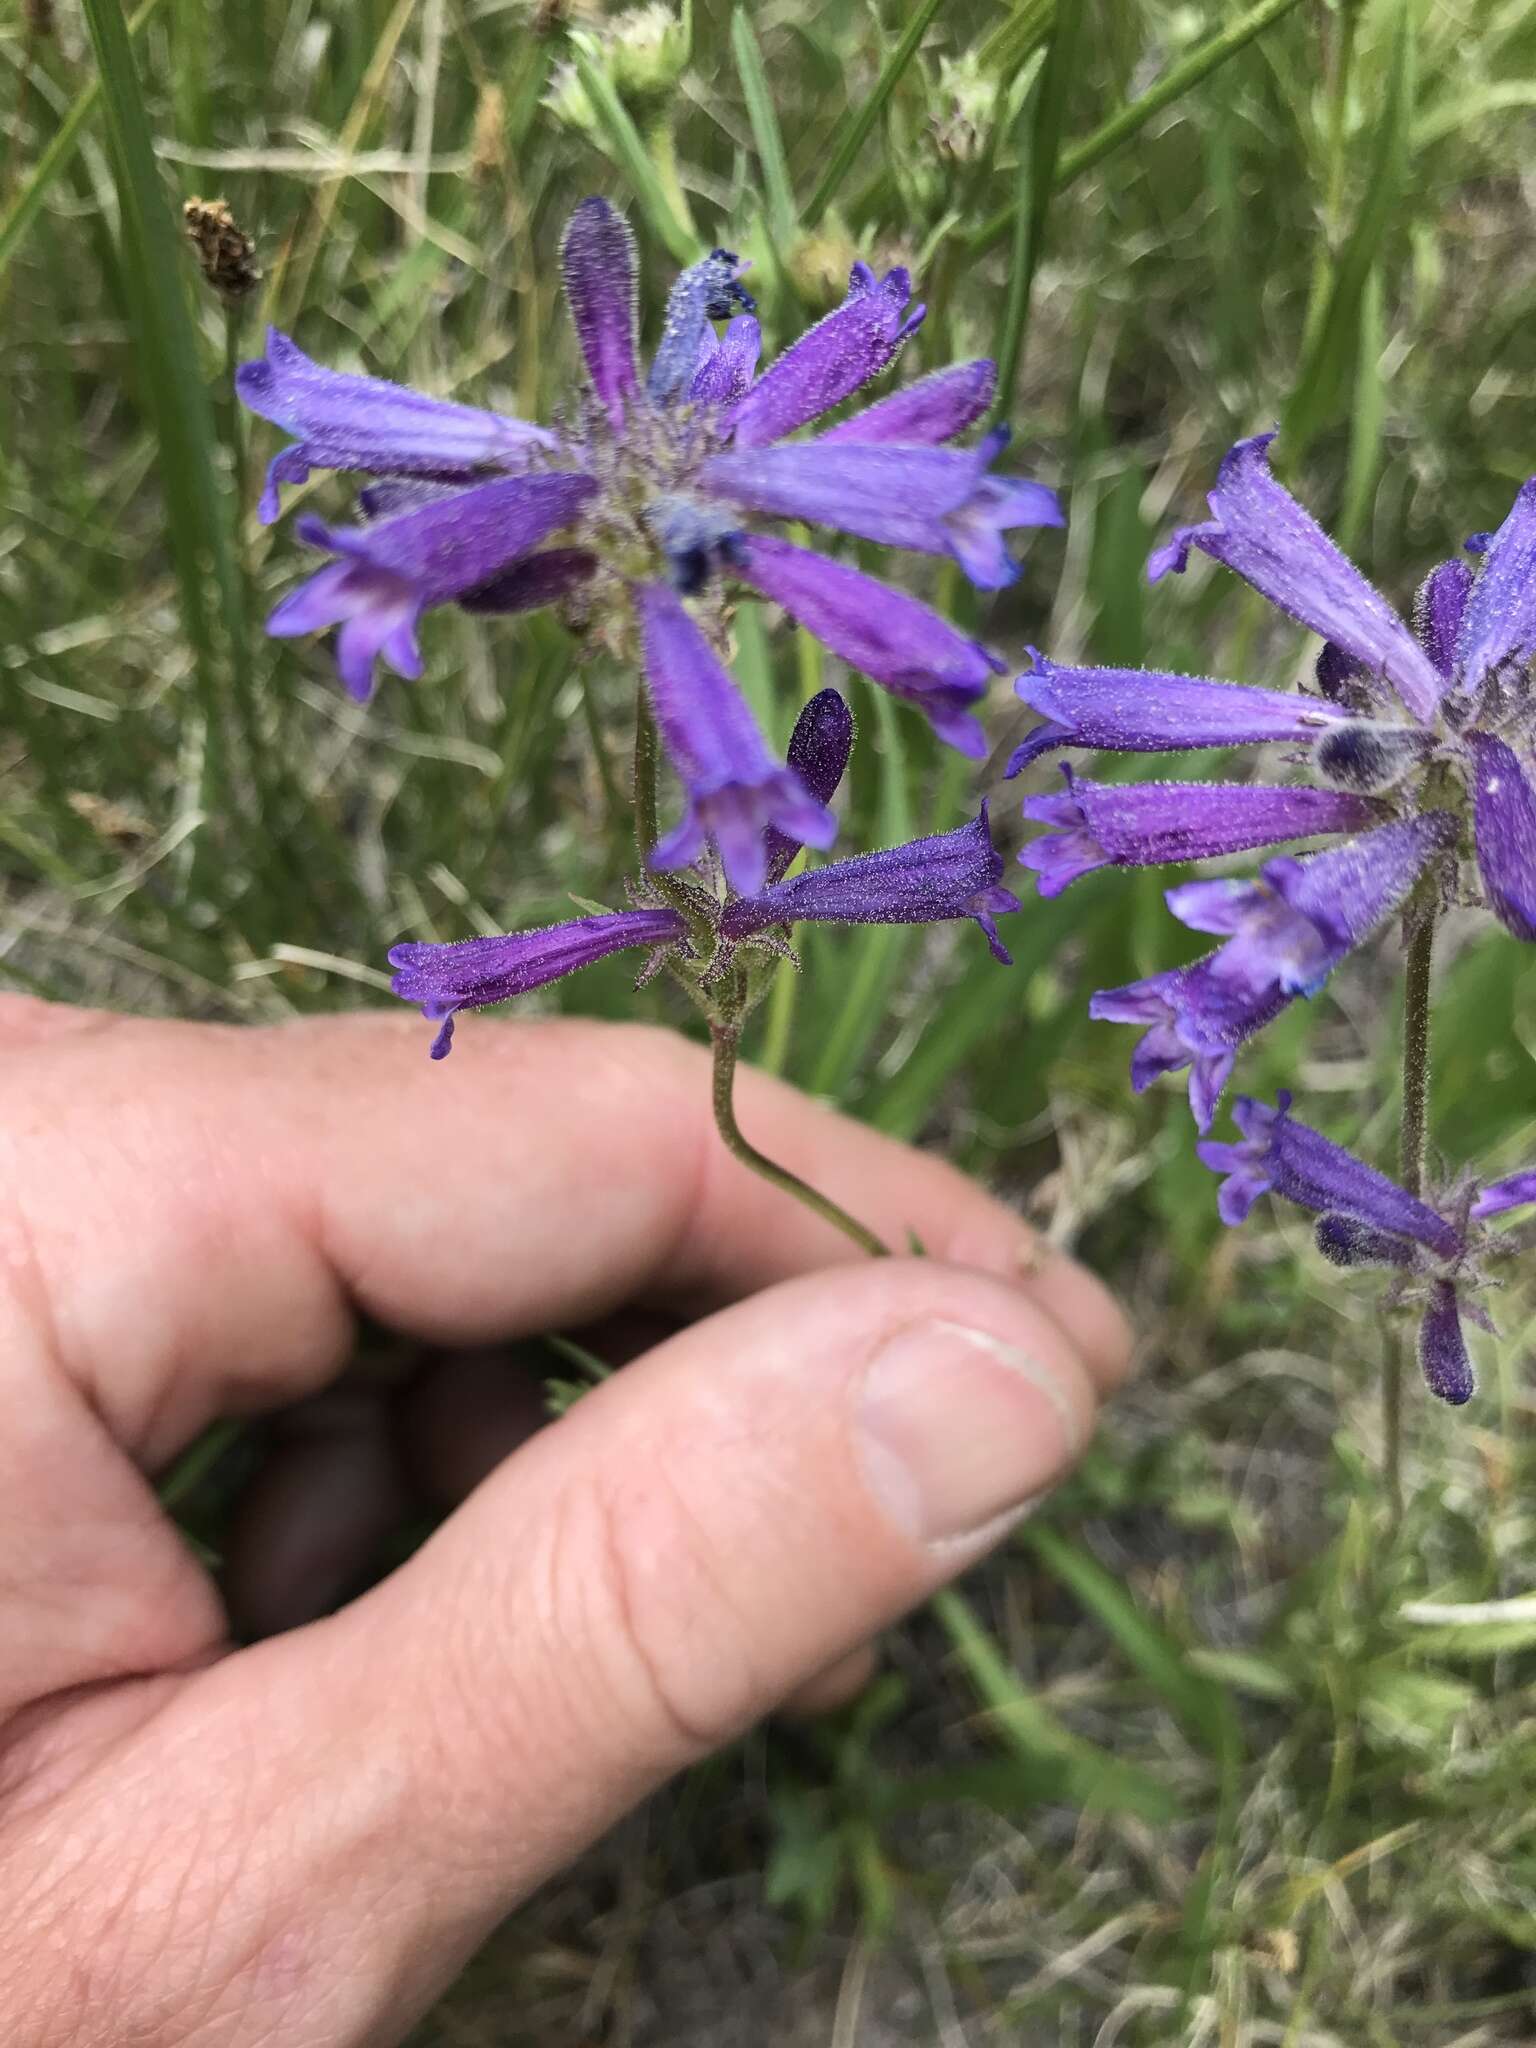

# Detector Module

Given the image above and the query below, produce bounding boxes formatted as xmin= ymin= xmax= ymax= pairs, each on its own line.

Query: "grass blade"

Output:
xmin=972 ymin=0 xmax=1310 ymax=256
xmin=931 ymin=1588 xmax=1179 ymax=1823
xmin=1021 ymin=1524 xmax=1235 ymax=1756
xmin=568 ymin=40 xmax=697 ymax=262
xmin=1282 ymin=5 xmax=1414 ymax=461
xmin=77 ymin=0 xmax=259 ymax=843
xmin=802 ymin=0 xmax=944 ymax=232
xmin=0 ymin=0 xmax=168 ymax=285
xmin=807 ymin=685 xmax=913 ymax=1101
xmin=731 ymin=9 xmax=797 ymax=248
xmin=990 ymin=0 xmax=1085 ymax=419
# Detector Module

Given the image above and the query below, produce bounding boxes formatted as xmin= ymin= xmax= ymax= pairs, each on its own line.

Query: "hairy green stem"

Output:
xmin=1399 ymin=908 xmax=1435 ymax=1199
xmin=633 ymin=679 xmax=659 ymax=862
xmin=634 ymin=689 xmax=885 ymax=1254
xmin=711 ymin=1021 xmax=889 ymax=1258
xmin=632 ymin=684 xmax=713 ymax=955
xmin=1383 ymin=905 xmax=1436 ymax=1523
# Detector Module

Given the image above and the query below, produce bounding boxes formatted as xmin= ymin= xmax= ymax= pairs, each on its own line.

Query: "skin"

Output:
xmin=0 ymin=999 xmax=1131 ymax=2048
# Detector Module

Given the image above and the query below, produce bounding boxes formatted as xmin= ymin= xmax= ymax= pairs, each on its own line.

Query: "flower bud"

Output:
xmin=1312 ymin=719 xmax=1434 ymax=795
xmin=928 ymin=54 xmax=1002 ymax=166
xmin=784 ymin=228 xmax=861 ymax=312
xmin=544 ymin=5 xmax=691 ymax=130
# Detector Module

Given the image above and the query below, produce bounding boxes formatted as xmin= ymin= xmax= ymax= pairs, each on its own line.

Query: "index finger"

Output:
xmin=1 ymin=1006 xmax=1129 ymax=1463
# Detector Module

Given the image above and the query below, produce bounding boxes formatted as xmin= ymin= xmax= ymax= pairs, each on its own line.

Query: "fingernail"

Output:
xmin=857 ymin=1320 xmax=1083 ymax=1547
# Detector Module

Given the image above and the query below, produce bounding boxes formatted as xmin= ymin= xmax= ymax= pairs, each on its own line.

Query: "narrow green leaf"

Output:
xmin=977 ymin=0 xmax=1055 ymax=78
xmin=990 ymin=0 xmax=1085 ymax=419
xmin=802 ymin=0 xmax=944 ymax=231
xmin=568 ymin=40 xmax=697 ymax=262
xmin=1022 ymin=1524 xmax=1235 ymax=1756
xmin=1414 ymin=78 xmax=1536 ymax=151
xmin=972 ymin=0 xmax=1310 ymax=256
xmin=931 ymin=1588 xmax=1180 ymax=1823
xmin=807 ymin=686 xmax=912 ymax=1101
xmin=870 ymin=918 xmax=1057 ymax=1140
xmin=731 ymin=9 xmax=797 ymax=246
xmin=1336 ymin=265 xmax=1385 ymax=554
xmin=77 ymin=0 xmax=262 ymax=851
xmin=1283 ymin=6 xmax=1414 ymax=460
xmin=0 ymin=0 xmax=168 ymax=285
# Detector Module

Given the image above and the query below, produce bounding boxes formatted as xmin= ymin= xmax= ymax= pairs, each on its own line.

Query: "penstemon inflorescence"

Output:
xmin=1011 ymin=432 xmax=1536 ymax=1446
xmin=241 ymin=192 xmax=1535 ymax=1462
xmin=239 ymin=197 xmax=1059 ymax=1255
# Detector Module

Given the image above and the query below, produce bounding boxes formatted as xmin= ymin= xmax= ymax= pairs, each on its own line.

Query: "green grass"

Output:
xmin=6 ymin=0 xmax=1536 ymax=2038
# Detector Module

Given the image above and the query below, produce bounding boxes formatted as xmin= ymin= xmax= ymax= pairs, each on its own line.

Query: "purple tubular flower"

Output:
xmin=1415 ymin=556 xmax=1474 ymax=680
xmin=1007 ymin=650 xmax=1350 ymax=775
xmin=691 ymin=315 xmax=761 ymax=407
xmin=1020 ymin=768 xmax=1383 ymax=897
xmin=1147 ymin=433 xmax=1444 ymax=723
xmin=389 ymin=907 xmax=688 ymax=1060
xmin=1166 ymin=814 xmax=1456 ymax=999
xmin=763 ymin=688 xmax=855 ymax=885
xmin=726 ymin=263 xmax=925 ymax=449
xmin=702 ymin=429 xmax=1063 ymax=589
xmin=267 ymin=472 xmax=598 ymax=700
xmin=1455 ymin=476 xmax=1536 ymax=690
xmin=722 ymin=803 xmax=1020 ymax=962
xmin=1089 ymin=963 xmax=1286 ymax=1132
xmin=1473 ymin=1170 xmax=1536 ymax=1220
xmin=819 ymin=359 xmax=997 ymax=445
xmin=1469 ymin=732 xmax=1536 ymax=940
xmin=1090 ymin=818 xmax=1452 ymax=1128
xmin=561 ymin=197 xmax=640 ymax=421
xmin=632 ymin=581 xmax=836 ymax=893
xmin=1420 ymin=1281 xmax=1475 ymax=1406
xmin=456 ymin=547 xmax=598 ymax=615
xmin=236 ymin=328 xmax=554 ymax=525
xmin=1196 ymin=1094 xmax=1465 ymax=1257
xmin=648 ymin=248 xmax=756 ymax=403
xmin=731 ymin=532 xmax=1003 ymax=757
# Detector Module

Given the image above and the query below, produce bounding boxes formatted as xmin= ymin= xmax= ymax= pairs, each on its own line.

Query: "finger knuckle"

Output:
xmin=557 ymin=1458 xmax=769 ymax=1764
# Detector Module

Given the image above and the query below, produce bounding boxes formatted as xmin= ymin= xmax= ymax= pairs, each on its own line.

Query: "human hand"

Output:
xmin=0 ymin=1000 xmax=1130 ymax=2047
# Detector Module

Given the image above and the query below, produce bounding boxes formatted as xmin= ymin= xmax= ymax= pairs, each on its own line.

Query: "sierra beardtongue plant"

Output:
xmin=241 ymin=196 xmax=1054 ymax=1252
xmin=1012 ymin=431 xmax=1536 ymax=1415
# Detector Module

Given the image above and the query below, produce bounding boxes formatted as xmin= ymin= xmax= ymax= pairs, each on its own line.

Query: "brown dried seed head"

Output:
xmin=182 ymin=196 xmax=261 ymax=301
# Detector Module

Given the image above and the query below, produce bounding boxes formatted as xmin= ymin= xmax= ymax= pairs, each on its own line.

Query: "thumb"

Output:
xmin=19 ymin=1259 xmax=1107 ymax=2047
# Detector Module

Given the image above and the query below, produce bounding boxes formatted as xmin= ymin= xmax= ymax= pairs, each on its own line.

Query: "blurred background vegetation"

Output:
xmin=5 ymin=0 xmax=1536 ymax=2039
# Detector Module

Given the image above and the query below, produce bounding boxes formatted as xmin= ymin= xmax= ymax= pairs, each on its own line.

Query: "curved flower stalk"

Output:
xmin=1011 ymin=433 xmax=1536 ymax=1128
xmin=1199 ymin=1095 xmax=1536 ymax=1406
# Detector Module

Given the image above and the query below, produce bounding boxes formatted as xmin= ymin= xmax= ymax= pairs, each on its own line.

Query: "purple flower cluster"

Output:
xmin=1012 ymin=434 xmax=1536 ymax=1133
xmin=1199 ymin=1095 xmax=1536 ymax=1405
xmin=387 ymin=688 xmax=1019 ymax=1054
xmin=242 ymin=197 xmax=1060 ymax=894
xmin=1006 ymin=433 xmax=1536 ymax=1403
xmin=244 ymin=198 xmax=1532 ymax=1410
